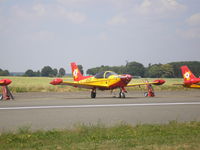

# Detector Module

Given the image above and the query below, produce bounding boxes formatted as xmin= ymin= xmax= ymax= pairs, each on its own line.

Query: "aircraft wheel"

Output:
xmin=0 ymin=94 xmax=3 ymax=100
xmin=119 ymin=92 xmax=125 ymax=98
xmin=144 ymin=92 xmax=148 ymax=97
xmin=91 ymin=91 xmax=96 ymax=98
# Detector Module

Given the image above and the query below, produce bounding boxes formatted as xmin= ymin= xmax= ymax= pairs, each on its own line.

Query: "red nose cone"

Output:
xmin=0 ymin=79 xmax=12 ymax=86
xmin=126 ymin=74 xmax=132 ymax=80
xmin=50 ymin=78 xmax=63 ymax=85
xmin=120 ymin=74 xmax=132 ymax=84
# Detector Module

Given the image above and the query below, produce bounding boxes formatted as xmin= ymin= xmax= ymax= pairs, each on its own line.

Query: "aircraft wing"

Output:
xmin=50 ymin=78 xmax=109 ymax=89
xmin=127 ymin=80 xmax=165 ymax=87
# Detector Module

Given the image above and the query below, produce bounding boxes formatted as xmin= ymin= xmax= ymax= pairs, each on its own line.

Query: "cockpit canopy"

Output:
xmin=94 ymin=71 xmax=118 ymax=79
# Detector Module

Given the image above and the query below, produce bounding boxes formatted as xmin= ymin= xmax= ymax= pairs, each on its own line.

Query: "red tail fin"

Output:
xmin=181 ymin=65 xmax=196 ymax=81
xmin=71 ymin=62 xmax=85 ymax=81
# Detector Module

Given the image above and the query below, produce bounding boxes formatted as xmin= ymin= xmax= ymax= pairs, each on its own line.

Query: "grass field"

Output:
xmin=0 ymin=121 xmax=200 ymax=150
xmin=0 ymin=76 xmax=186 ymax=93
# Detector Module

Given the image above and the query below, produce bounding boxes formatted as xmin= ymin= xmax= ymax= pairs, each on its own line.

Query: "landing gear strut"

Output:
xmin=119 ymin=92 xmax=125 ymax=98
xmin=119 ymin=87 xmax=126 ymax=98
xmin=91 ymin=89 xmax=96 ymax=98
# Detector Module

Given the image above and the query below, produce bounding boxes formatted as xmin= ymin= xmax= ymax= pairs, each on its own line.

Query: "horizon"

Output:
xmin=3 ymin=60 xmax=200 ymax=73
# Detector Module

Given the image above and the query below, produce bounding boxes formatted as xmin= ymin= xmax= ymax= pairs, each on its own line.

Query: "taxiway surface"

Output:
xmin=0 ymin=91 xmax=200 ymax=131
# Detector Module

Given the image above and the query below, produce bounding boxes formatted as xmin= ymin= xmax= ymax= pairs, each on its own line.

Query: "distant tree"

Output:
xmin=86 ymin=62 xmax=145 ymax=76
xmin=0 ymin=68 xmax=10 ymax=76
xmin=52 ymin=68 xmax=58 ymax=77
xmin=59 ymin=68 xmax=66 ymax=77
xmin=169 ymin=61 xmax=200 ymax=78
xmin=41 ymin=66 xmax=54 ymax=77
xmin=4 ymin=70 xmax=10 ymax=76
xmin=87 ymin=68 xmax=98 ymax=75
xmin=146 ymin=64 xmax=174 ymax=78
xmin=24 ymin=69 xmax=40 ymax=77
xmin=36 ymin=70 xmax=41 ymax=77
xmin=126 ymin=61 xmax=145 ymax=77
xmin=146 ymin=64 xmax=163 ymax=78
xmin=78 ymin=65 xmax=84 ymax=75
xmin=161 ymin=64 xmax=174 ymax=78
xmin=24 ymin=69 xmax=35 ymax=77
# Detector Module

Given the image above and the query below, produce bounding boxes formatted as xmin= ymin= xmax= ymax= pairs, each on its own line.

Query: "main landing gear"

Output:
xmin=119 ymin=92 xmax=125 ymax=98
xmin=91 ymin=89 xmax=96 ymax=98
xmin=119 ymin=87 xmax=127 ymax=98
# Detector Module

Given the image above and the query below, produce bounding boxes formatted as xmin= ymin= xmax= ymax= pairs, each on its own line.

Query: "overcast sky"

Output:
xmin=0 ymin=0 xmax=200 ymax=73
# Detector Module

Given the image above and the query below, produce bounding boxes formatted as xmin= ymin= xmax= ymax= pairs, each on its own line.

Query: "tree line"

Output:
xmin=1 ymin=61 xmax=199 ymax=78
xmin=86 ymin=61 xmax=200 ymax=78
xmin=24 ymin=66 xmax=66 ymax=77
xmin=0 ymin=69 xmax=10 ymax=76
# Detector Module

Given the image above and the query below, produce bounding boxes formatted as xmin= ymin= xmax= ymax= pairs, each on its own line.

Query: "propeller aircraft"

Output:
xmin=174 ymin=65 xmax=200 ymax=89
xmin=50 ymin=62 xmax=165 ymax=98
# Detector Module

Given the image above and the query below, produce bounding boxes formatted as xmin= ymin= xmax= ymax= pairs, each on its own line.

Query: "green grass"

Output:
xmin=0 ymin=121 xmax=200 ymax=150
xmin=0 ymin=76 xmax=78 ymax=93
xmin=0 ymin=76 xmax=186 ymax=93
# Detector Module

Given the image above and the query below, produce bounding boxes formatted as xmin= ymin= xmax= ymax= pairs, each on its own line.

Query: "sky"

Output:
xmin=0 ymin=0 xmax=200 ymax=73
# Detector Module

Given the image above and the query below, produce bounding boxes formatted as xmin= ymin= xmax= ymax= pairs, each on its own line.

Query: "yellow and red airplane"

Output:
xmin=175 ymin=65 xmax=200 ymax=89
xmin=50 ymin=62 xmax=165 ymax=98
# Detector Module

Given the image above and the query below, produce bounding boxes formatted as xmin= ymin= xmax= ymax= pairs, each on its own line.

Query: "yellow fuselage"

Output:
xmin=184 ymin=84 xmax=200 ymax=89
xmin=77 ymin=75 xmax=126 ymax=90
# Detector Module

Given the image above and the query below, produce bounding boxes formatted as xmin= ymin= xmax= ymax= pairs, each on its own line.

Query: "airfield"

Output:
xmin=0 ymin=90 xmax=199 ymax=132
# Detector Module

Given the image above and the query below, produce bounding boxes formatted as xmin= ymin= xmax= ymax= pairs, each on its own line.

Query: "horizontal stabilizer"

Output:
xmin=0 ymin=79 xmax=12 ymax=86
xmin=152 ymin=80 xmax=165 ymax=85
xmin=50 ymin=78 xmax=63 ymax=85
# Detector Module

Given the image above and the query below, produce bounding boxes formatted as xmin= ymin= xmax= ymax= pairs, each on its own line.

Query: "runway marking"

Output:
xmin=0 ymin=102 xmax=200 ymax=110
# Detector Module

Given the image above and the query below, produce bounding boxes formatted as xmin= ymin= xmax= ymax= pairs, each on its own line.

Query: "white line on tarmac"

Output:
xmin=0 ymin=102 xmax=200 ymax=110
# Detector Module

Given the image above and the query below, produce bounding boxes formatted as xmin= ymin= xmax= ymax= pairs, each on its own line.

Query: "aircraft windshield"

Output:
xmin=95 ymin=71 xmax=118 ymax=78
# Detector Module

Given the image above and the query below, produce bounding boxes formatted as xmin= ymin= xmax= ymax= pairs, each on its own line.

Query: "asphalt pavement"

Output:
xmin=0 ymin=90 xmax=200 ymax=132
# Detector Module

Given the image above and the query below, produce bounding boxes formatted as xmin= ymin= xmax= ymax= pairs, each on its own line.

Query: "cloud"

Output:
xmin=31 ymin=30 xmax=55 ymax=41
xmin=57 ymin=0 xmax=90 ymax=5
xmin=11 ymin=4 xmax=46 ymax=20
xmin=177 ymin=28 xmax=200 ymax=39
xmin=59 ymin=8 xmax=87 ymax=24
xmin=177 ymin=13 xmax=200 ymax=39
xmin=32 ymin=4 xmax=46 ymax=17
xmin=106 ymin=0 xmax=186 ymax=27
xmin=11 ymin=3 xmax=87 ymax=24
xmin=98 ymin=32 xmax=109 ymax=41
xmin=135 ymin=0 xmax=186 ymax=17
xmin=186 ymin=13 xmax=200 ymax=26
xmin=107 ymin=15 xmax=127 ymax=25
xmin=108 ymin=0 xmax=133 ymax=10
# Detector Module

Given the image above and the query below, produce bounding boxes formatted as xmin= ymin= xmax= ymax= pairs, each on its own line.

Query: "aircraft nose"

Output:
xmin=126 ymin=74 xmax=132 ymax=80
xmin=120 ymin=74 xmax=132 ymax=84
